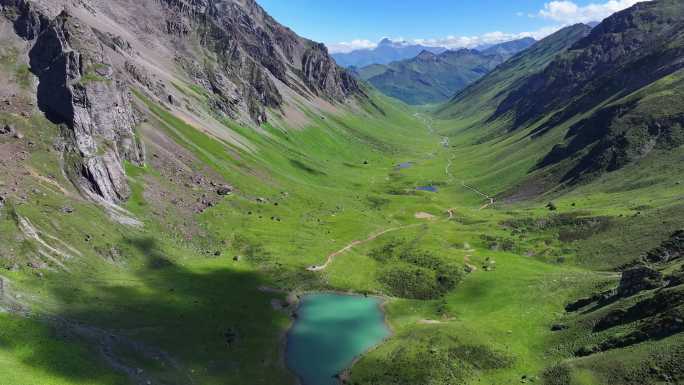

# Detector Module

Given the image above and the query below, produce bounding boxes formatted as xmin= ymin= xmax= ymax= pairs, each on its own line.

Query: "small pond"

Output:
xmin=286 ymin=293 xmax=389 ymax=385
xmin=416 ymin=185 xmax=438 ymax=192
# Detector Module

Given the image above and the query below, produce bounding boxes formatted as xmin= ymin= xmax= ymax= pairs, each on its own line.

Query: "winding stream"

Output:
xmin=286 ymin=293 xmax=390 ymax=385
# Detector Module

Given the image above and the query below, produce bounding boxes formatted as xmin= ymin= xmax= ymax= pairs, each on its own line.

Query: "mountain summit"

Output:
xmin=332 ymin=38 xmax=447 ymax=67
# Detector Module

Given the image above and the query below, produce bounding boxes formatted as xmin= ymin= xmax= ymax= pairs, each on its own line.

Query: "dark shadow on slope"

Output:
xmin=0 ymin=236 xmax=295 ymax=385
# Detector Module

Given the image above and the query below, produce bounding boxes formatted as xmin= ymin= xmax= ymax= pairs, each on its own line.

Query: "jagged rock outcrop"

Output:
xmin=31 ymin=11 xmax=144 ymax=203
xmin=616 ymin=264 xmax=664 ymax=297
xmin=645 ymin=230 xmax=684 ymax=263
xmin=566 ymin=230 xmax=684 ymax=356
xmin=0 ymin=0 xmax=47 ymax=39
xmin=301 ymin=42 xmax=360 ymax=100
xmin=2 ymin=1 xmax=144 ymax=203
xmin=1 ymin=0 xmax=361 ymax=204
xmin=156 ymin=0 xmax=362 ymax=123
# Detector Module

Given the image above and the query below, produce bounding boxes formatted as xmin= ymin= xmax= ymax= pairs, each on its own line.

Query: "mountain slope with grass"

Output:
xmin=355 ymin=38 xmax=536 ymax=105
xmin=437 ymin=23 xmax=593 ymax=120
xmin=439 ymin=0 xmax=684 ymax=192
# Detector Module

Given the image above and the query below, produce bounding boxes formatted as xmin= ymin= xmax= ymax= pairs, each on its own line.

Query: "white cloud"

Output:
xmin=327 ymin=25 xmax=561 ymax=53
xmin=326 ymin=39 xmax=376 ymax=53
xmin=413 ymin=26 xmax=559 ymax=49
xmin=537 ymin=0 xmax=646 ymax=24
xmin=328 ymin=0 xmax=647 ymax=54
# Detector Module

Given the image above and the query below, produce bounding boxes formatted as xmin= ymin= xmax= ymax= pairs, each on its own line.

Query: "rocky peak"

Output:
xmin=158 ymin=0 xmax=363 ymax=123
xmin=378 ymin=38 xmax=393 ymax=47
xmin=415 ymin=50 xmax=438 ymax=61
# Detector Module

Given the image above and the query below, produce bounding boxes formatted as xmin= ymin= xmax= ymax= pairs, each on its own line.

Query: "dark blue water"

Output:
xmin=286 ymin=293 xmax=389 ymax=385
xmin=416 ymin=186 xmax=438 ymax=192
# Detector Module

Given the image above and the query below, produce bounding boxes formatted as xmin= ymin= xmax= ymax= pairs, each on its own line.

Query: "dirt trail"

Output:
xmin=307 ymin=224 xmax=422 ymax=271
xmin=461 ymin=181 xmax=495 ymax=210
xmin=308 ymin=115 xmax=493 ymax=272
xmin=464 ymin=255 xmax=478 ymax=272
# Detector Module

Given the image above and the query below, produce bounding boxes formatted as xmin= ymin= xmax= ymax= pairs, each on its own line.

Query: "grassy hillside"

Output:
xmin=436 ymin=23 xmax=592 ymax=120
xmin=437 ymin=0 xmax=684 ymax=193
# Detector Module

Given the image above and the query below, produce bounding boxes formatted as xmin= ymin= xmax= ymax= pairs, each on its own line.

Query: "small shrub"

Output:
xmin=449 ymin=345 xmax=514 ymax=370
xmin=372 ymin=240 xmax=464 ymax=299
xmin=379 ymin=263 xmax=440 ymax=300
xmin=366 ymin=195 xmax=390 ymax=210
xmin=541 ymin=364 xmax=572 ymax=385
xmin=369 ymin=238 xmax=407 ymax=262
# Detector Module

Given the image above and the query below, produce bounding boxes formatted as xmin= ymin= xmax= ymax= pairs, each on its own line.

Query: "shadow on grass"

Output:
xmin=0 ymin=236 xmax=295 ymax=385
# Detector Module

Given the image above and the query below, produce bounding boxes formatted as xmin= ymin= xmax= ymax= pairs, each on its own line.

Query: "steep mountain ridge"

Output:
xmin=437 ymin=24 xmax=593 ymax=119
xmin=0 ymin=0 xmax=363 ymax=206
xmin=495 ymin=0 xmax=684 ymax=184
xmin=496 ymin=0 xmax=684 ymax=130
xmin=437 ymin=0 xmax=684 ymax=190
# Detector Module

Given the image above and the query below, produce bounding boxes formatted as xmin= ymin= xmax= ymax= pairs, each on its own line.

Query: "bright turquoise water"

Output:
xmin=286 ymin=293 xmax=389 ymax=385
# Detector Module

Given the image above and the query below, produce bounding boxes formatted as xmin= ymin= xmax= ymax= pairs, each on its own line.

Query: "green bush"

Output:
xmin=368 ymin=238 xmax=408 ymax=262
xmin=360 ymin=345 xmax=471 ymax=385
xmin=379 ymin=263 xmax=440 ymax=299
xmin=449 ymin=344 xmax=514 ymax=370
xmin=372 ymin=240 xmax=464 ymax=299
xmin=398 ymin=248 xmax=443 ymax=269
xmin=435 ymin=262 xmax=464 ymax=292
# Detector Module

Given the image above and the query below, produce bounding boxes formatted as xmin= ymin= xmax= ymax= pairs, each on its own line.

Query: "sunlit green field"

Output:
xmin=1 ymin=76 xmax=682 ymax=385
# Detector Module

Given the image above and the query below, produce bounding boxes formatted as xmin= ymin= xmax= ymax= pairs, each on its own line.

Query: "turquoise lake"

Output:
xmin=285 ymin=293 xmax=390 ymax=385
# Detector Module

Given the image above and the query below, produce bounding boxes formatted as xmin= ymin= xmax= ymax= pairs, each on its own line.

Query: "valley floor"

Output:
xmin=1 ymin=87 xmax=683 ymax=385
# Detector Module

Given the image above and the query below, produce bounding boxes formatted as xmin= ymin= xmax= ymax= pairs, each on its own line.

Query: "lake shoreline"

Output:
xmin=280 ymin=290 xmax=394 ymax=385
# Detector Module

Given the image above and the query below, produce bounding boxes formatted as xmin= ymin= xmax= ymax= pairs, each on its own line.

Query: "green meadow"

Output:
xmin=1 ymin=77 xmax=682 ymax=385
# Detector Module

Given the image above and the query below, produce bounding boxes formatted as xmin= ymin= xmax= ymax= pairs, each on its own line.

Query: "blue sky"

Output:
xmin=257 ymin=0 xmax=645 ymax=52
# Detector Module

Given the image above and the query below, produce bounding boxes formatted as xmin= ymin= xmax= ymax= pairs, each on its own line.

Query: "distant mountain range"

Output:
xmin=352 ymin=38 xmax=536 ymax=105
xmin=331 ymin=38 xmax=447 ymax=68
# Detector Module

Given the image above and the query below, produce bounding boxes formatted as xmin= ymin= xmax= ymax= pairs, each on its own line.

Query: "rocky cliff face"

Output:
xmin=2 ymin=0 xmax=144 ymax=203
xmin=1 ymin=0 xmax=361 ymax=204
xmin=31 ymin=11 xmax=144 ymax=202
xmin=158 ymin=0 xmax=362 ymax=123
